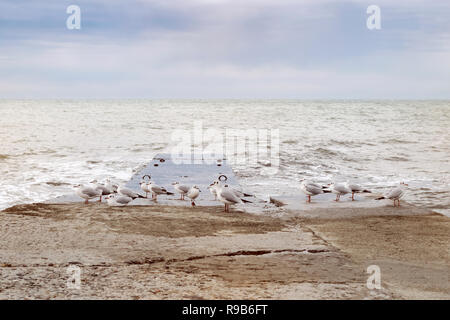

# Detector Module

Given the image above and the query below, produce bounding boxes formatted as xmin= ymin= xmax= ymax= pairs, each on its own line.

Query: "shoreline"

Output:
xmin=0 ymin=202 xmax=448 ymax=299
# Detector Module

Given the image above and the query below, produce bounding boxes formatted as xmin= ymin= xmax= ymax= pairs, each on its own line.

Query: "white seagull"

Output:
xmin=187 ymin=186 xmax=201 ymax=206
xmin=330 ymin=183 xmax=352 ymax=202
xmin=345 ymin=182 xmax=371 ymax=201
xmin=140 ymin=180 xmax=152 ymax=198
xmin=300 ymin=180 xmax=325 ymax=203
xmin=105 ymin=194 xmax=133 ymax=207
xmin=105 ymin=179 xmax=118 ymax=193
xmin=172 ymin=182 xmax=191 ymax=200
xmin=376 ymin=182 xmax=408 ymax=207
xmin=208 ymin=183 xmax=218 ymax=200
xmin=210 ymin=180 xmax=252 ymax=200
xmin=148 ymin=181 xmax=174 ymax=202
xmin=118 ymin=185 xmax=144 ymax=200
xmin=216 ymin=184 xmax=250 ymax=213
xmin=90 ymin=180 xmax=114 ymax=202
xmin=74 ymin=184 xmax=102 ymax=204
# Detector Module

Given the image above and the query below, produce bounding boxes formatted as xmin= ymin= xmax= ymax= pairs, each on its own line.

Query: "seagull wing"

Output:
xmin=81 ymin=186 xmax=101 ymax=197
xmin=219 ymin=190 xmax=242 ymax=204
xmin=387 ymin=187 xmax=404 ymax=200
xmin=178 ymin=185 xmax=190 ymax=193
xmin=305 ymin=184 xmax=323 ymax=195
xmin=119 ymin=187 xmax=137 ymax=198
xmin=116 ymin=196 xmax=132 ymax=205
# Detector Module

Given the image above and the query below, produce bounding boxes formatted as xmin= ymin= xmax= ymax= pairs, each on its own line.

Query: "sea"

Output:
xmin=0 ymin=100 xmax=449 ymax=216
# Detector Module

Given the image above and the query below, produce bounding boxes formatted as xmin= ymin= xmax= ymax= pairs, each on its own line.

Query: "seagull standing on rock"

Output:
xmin=118 ymin=185 xmax=145 ymax=200
xmin=345 ymin=182 xmax=371 ymax=201
xmin=208 ymin=183 xmax=218 ymax=200
xmin=216 ymin=184 xmax=251 ymax=213
xmin=187 ymin=186 xmax=201 ymax=206
xmin=300 ymin=180 xmax=325 ymax=203
xmin=376 ymin=182 xmax=408 ymax=207
xmin=140 ymin=180 xmax=151 ymax=198
xmin=148 ymin=181 xmax=174 ymax=202
xmin=105 ymin=179 xmax=118 ymax=193
xmin=210 ymin=180 xmax=253 ymax=200
xmin=172 ymin=182 xmax=191 ymax=200
xmin=74 ymin=184 xmax=102 ymax=204
xmin=330 ymin=183 xmax=352 ymax=202
xmin=90 ymin=180 xmax=114 ymax=202
xmin=105 ymin=194 xmax=133 ymax=206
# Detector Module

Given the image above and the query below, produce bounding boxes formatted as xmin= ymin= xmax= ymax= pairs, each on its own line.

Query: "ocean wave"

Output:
xmin=384 ymin=156 xmax=409 ymax=162
xmin=282 ymin=139 xmax=298 ymax=145
xmin=313 ymin=147 xmax=343 ymax=157
xmin=381 ymin=138 xmax=416 ymax=144
xmin=46 ymin=181 xmax=71 ymax=187
xmin=328 ymin=139 xmax=376 ymax=148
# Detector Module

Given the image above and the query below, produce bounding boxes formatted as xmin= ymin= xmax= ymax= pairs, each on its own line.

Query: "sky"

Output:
xmin=0 ymin=0 xmax=449 ymax=99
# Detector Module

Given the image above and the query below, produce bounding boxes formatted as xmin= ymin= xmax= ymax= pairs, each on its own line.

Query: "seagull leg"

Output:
xmin=398 ymin=200 xmax=400 ymax=207
xmin=352 ymin=192 xmax=355 ymax=201
xmin=191 ymin=201 xmax=195 ymax=207
xmin=85 ymin=199 xmax=89 ymax=204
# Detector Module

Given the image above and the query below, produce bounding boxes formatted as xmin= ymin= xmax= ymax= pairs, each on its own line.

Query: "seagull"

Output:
xmin=148 ymin=181 xmax=174 ymax=202
xmin=376 ymin=182 xmax=408 ymax=207
xmin=118 ymin=185 xmax=145 ymax=200
xmin=210 ymin=180 xmax=253 ymax=200
xmin=345 ymin=182 xmax=371 ymax=201
xmin=300 ymin=180 xmax=324 ymax=203
xmin=187 ymin=186 xmax=201 ymax=206
xmin=140 ymin=180 xmax=151 ymax=198
xmin=90 ymin=180 xmax=113 ymax=202
xmin=208 ymin=183 xmax=218 ymax=200
xmin=105 ymin=194 xmax=133 ymax=207
xmin=216 ymin=184 xmax=251 ymax=213
xmin=330 ymin=183 xmax=352 ymax=202
xmin=172 ymin=182 xmax=191 ymax=200
xmin=105 ymin=179 xmax=118 ymax=193
xmin=74 ymin=184 xmax=102 ymax=204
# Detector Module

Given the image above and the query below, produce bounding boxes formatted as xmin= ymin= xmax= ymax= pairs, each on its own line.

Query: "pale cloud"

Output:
xmin=0 ymin=0 xmax=449 ymax=98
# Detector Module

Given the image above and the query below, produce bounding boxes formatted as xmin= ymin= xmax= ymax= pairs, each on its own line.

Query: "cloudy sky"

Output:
xmin=0 ymin=0 xmax=449 ymax=98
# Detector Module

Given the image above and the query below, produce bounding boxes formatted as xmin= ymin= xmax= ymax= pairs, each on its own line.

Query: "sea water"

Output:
xmin=0 ymin=100 xmax=448 ymax=216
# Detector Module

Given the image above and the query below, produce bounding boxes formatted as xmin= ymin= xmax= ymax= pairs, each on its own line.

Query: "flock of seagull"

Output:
xmin=74 ymin=175 xmax=254 ymax=212
xmin=74 ymin=176 xmax=408 ymax=212
xmin=300 ymin=179 xmax=407 ymax=206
